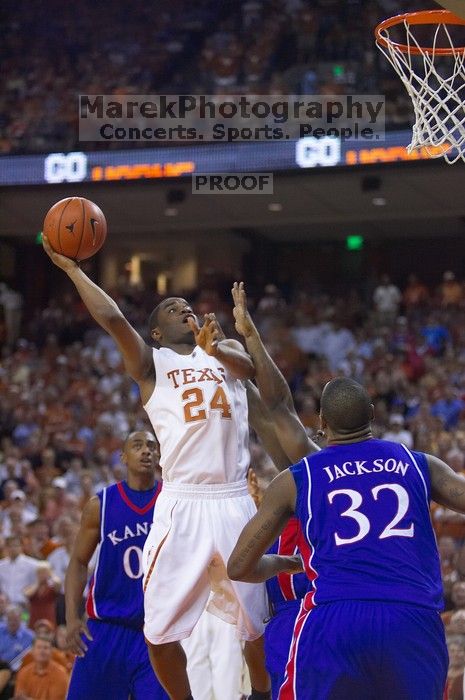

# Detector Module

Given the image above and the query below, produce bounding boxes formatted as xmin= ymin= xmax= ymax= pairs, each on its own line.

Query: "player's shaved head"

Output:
xmin=320 ymin=378 xmax=373 ymax=433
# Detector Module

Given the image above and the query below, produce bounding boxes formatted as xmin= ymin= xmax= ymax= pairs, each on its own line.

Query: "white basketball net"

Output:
xmin=376 ymin=19 xmax=465 ymax=164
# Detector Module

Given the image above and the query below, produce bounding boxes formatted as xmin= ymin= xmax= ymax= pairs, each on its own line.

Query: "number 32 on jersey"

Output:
xmin=182 ymin=386 xmax=232 ymax=423
xmin=328 ymin=483 xmax=414 ymax=546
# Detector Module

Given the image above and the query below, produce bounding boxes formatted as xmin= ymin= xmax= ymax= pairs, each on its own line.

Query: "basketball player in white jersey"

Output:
xmin=42 ymin=235 xmax=272 ymax=700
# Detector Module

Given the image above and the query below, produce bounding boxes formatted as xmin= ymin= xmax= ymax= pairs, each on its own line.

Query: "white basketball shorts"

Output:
xmin=142 ymin=480 xmax=269 ymax=645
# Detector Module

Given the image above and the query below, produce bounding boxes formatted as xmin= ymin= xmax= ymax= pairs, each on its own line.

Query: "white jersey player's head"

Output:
xmin=149 ymin=297 xmax=197 ymax=346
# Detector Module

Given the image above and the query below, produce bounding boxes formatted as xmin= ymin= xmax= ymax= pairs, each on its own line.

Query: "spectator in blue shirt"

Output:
xmin=431 ymin=387 xmax=465 ymax=430
xmin=0 ymin=606 xmax=33 ymax=672
xmin=421 ymin=315 xmax=451 ymax=356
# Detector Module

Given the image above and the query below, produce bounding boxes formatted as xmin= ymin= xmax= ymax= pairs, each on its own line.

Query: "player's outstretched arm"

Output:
xmin=43 ymin=234 xmax=154 ymax=390
xmin=65 ymin=496 xmax=100 ymax=657
xmin=428 ymin=454 xmax=465 ymax=512
xmin=232 ymin=282 xmax=289 ymax=409
xmin=227 ymin=470 xmax=301 ymax=583
xmin=232 ymin=282 xmax=318 ymax=462
xmin=187 ymin=313 xmax=255 ymax=379
xmin=246 ymin=380 xmax=292 ymax=471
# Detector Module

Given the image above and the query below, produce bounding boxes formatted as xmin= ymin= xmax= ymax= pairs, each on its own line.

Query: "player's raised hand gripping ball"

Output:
xmin=43 ymin=197 xmax=107 ymax=260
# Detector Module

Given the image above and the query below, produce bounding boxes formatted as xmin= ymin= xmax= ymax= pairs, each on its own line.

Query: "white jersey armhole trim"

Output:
xmin=401 ymin=444 xmax=429 ymax=502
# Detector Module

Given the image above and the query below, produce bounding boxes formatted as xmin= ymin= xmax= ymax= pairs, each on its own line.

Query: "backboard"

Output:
xmin=435 ymin=1 xmax=465 ymax=19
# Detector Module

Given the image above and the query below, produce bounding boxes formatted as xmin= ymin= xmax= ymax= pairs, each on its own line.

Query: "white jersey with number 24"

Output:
xmin=143 ymin=346 xmax=250 ymax=484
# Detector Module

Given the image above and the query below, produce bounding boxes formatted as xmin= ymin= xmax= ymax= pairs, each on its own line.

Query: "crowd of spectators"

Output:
xmin=0 ymin=0 xmax=428 ymax=155
xmin=1 ymin=268 xmax=465 ymax=695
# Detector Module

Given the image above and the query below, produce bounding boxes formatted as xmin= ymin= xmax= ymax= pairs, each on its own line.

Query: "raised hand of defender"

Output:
xmin=66 ymin=618 xmax=93 ymax=657
xmin=187 ymin=313 xmax=220 ymax=356
xmin=231 ymin=282 xmax=256 ymax=339
xmin=42 ymin=232 xmax=79 ymax=273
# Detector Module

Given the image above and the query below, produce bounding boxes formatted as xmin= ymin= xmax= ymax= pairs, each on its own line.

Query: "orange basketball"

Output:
xmin=43 ymin=197 xmax=107 ymax=260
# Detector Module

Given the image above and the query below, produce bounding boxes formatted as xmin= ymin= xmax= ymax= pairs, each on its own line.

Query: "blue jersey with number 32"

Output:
xmin=86 ymin=481 xmax=161 ymax=629
xmin=291 ymin=439 xmax=443 ymax=611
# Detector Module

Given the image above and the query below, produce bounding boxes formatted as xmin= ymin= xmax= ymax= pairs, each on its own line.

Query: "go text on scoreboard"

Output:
xmin=0 ymin=132 xmax=450 ymax=187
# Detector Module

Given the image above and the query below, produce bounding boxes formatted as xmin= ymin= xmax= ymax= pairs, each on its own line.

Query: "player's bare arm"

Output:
xmin=428 ymin=454 xmax=465 ymax=512
xmin=43 ymin=233 xmax=155 ymax=401
xmin=187 ymin=313 xmax=255 ymax=380
xmin=232 ymin=282 xmax=291 ymax=409
xmin=232 ymin=282 xmax=319 ymax=462
xmin=227 ymin=470 xmax=301 ymax=583
xmin=65 ymin=496 xmax=101 ymax=657
xmin=246 ymin=380 xmax=292 ymax=471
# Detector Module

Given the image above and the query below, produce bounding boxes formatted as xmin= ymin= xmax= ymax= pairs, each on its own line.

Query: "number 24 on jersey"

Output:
xmin=182 ymin=386 xmax=232 ymax=423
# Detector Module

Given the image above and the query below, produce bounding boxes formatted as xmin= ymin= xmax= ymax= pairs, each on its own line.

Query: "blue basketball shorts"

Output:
xmin=67 ymin=619 xmax=169 ymax=700
xmin=265 ymin=600 xmax=302 ymax=700
xmin=278 ymin=600 xmax=448 ymax=700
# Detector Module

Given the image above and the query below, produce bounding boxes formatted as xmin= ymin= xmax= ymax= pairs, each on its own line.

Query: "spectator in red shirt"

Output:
xmin=24 ymin=562 xmax=61 ymax=629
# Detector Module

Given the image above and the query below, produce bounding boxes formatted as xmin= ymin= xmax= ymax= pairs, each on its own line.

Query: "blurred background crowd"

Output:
xmin=0 ymin=0 xmax=424 ymax=155
xmin=1 ymin=270 xmax=465 ymax=694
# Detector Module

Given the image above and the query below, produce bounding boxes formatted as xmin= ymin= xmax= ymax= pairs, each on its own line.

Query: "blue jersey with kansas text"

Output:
xmin=86 ymin=481 xmax=161 ymax=629
xmin=266 ymin=517 xmax=311 ymax=607
xmin=291 ymin=439 xmax=443 ymax=610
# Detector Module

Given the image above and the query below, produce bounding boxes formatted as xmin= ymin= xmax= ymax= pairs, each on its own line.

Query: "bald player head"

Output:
xmin=320 ymin=378 xmax=374 ymax=438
